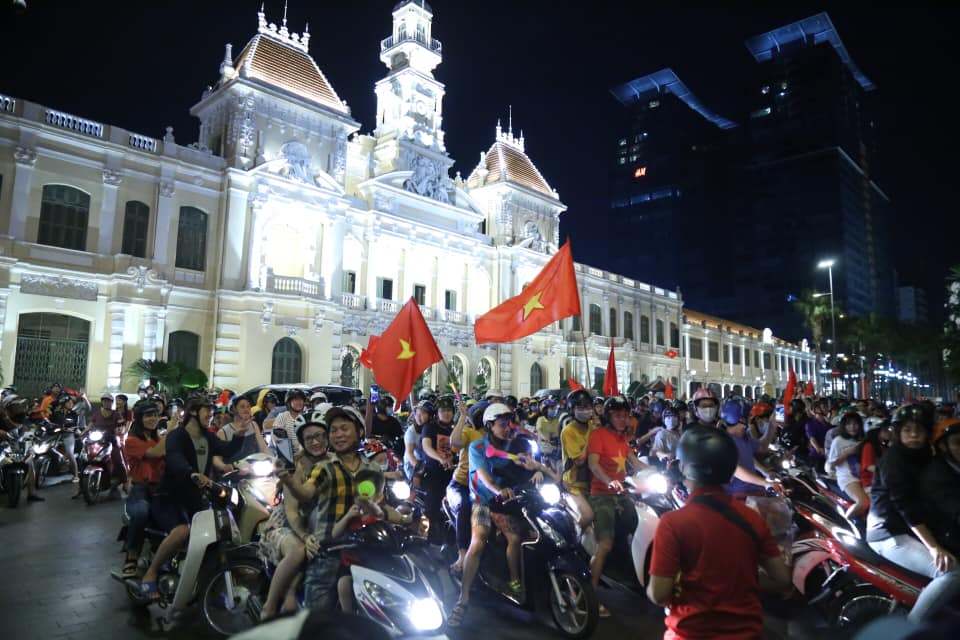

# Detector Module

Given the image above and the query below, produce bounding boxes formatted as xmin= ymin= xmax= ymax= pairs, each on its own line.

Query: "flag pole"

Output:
xmin=579 ymin=328 xmax=592 ymax=389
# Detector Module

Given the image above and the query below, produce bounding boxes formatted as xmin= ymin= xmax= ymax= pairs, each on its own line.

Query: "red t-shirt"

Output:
xmin=860 ymin=442 xmax=879 ymax=489
xmin=587 ymin=427 xmax=632 ymax=495
xmin=650 ymin=488 xmax=780 ymax=640
xmin=125 ymin=435 xmax=164 ymax=484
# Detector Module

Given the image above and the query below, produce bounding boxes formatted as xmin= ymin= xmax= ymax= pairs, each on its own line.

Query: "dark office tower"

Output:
xmin=743 ymin=12 xmax=894 ymax=338
xmin=608 ymin=69 xmax=739 ymax=296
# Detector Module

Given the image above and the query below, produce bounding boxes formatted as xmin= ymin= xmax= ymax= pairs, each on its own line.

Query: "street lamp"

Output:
xmin=818 ymin=259 xmax=837 ymax=395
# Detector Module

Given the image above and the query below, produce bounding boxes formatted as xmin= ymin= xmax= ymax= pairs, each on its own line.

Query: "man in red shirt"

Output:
xmin=587 ymin=395 xmax=648 ymax=617
xmin=648 ymin=426 xmax=791 ymax=639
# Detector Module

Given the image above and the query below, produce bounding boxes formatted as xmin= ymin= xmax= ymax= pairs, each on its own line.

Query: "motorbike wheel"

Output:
xmin=35 ymin=458 xmax=50 ymax=488
xmin=547 ymin=572 xmax=599 ymax=639
xmin=81 ymin=470 xmax=102 ymax=505
xmin=199 ymin=558 xmax=268 ymax=637
xmin=5 ymin=471 xmax=21 ymax=508
xmin=832 ymin=585 xmax=900 ymax=629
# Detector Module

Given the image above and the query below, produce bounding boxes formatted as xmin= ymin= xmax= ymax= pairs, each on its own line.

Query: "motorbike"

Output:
xmin=78 ymin=428 xmax=118 ymax=504
xmin=445 ymin=483 xmax=599 ymax=639
xmin=574 ymin=468 xmax=672 ymax=594
xmin=118 ymin=478 xmax=268 ymax=636
xmin=0 ymin=429 xmax=34 ymax=507
xmin=32 ymin=420 xmax=71 ymax=487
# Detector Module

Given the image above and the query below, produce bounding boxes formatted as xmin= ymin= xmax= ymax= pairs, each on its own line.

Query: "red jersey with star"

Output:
xmin=587 ymin=427 xmax=632 ymax=495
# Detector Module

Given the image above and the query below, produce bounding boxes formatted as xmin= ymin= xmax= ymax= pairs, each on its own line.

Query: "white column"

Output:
xmin=247 ymin=201 xmax=266 ymax=290
xmin=602 ymin=293 xmax=611 ymax=337
xmin=684 ymin=332 xmax=690 ymax=370
xmin=142 ymin=310 xmax=157 ymax=361
xmin=741 ymin=344 xmax=746 ymax=377
xmin=153 ymin=181 xmax=176 ymax=277
xmin=321 ymin=216 xmax=346 ymax=300
xmin=704 ymin=333 xmax=709 ymax=374
xmin=155 ymin=310 xmax=167 ymax=360
xmin=9 ymin=146 xmax=37 ymax=239
xmin=107 ymin=304 xmax=125 ymax=390
xmin=97 ymin=171 xmax=122 ymax=254
xmin=0 ymin=291 xmax=9 ymax=357
xmin=728 ymin=341 xmax=734 ymax=376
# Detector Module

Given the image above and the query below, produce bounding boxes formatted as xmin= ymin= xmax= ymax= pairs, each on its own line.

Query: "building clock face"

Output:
xmin=415 ymin=100 xmax=427 ymax=115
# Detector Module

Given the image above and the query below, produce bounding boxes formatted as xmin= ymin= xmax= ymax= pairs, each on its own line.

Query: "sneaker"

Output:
xmin=598 ymin=604 xmax=611 ymax=618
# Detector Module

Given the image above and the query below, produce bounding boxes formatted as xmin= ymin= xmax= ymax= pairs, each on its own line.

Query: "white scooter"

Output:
xmin=569 ymin=468 xmax=672 ymax=592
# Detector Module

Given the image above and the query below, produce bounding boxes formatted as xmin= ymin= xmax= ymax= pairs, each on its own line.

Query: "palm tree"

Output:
xmin=793 ymin=289 xmax=831 ymax=386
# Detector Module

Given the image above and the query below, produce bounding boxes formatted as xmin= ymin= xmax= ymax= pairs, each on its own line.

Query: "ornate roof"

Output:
xmin=234 ymin=10 xmax=347 ymax=114
xmin=466 ymin=124 xmax=557 ymax=200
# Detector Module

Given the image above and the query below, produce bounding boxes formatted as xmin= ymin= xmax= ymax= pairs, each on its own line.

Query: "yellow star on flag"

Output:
xmin=523 ymin=291 xmax=545 ymax=320
xmin=612 ymin=452 xmax=627 ymax=474
xmin=397 ymin=338 xmax=416 ymax=360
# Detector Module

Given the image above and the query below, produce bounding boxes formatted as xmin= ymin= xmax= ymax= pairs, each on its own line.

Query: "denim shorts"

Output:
xmin=303 ymin=552 xmax=341 ymax=611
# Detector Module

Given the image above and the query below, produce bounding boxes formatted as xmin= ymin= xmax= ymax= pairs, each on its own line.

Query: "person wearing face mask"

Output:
xmin=691 ymin=387 xmax=720 ymax=429
xmin=721 ymin=399 xmax=781 ymax=496
xmin=651 ymin=406 xmax=683 ymax=462
xmin=561 ymin=389 xmax=597 ymax=528
xmin=536 ymin=397 xmax=562 ymax=474
xmin=746 ymin=402 xmax=776 ymax=441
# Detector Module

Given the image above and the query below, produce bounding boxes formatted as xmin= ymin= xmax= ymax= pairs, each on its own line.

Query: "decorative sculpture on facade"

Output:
xmin=403 ymin=153 xmax=449 ymax=203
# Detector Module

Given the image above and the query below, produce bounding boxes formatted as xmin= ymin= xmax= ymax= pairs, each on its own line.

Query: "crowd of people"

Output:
xmin=3 ymin=379 xmax=960 ymax=637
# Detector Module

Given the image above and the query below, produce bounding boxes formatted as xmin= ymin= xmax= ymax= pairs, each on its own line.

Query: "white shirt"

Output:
xmin=272 ymin=410 xmax=302 ymax=457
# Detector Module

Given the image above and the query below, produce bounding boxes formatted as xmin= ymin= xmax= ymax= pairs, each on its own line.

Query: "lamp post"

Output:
xmin=818 ymin=259 xmax=837 ymax=396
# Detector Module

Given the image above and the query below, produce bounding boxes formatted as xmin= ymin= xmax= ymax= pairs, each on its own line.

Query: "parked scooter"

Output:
xmin=0 ymin=428 xmax=33 ymax=507
xmin=78 ymin=428 xmax=118 ymax=504
xmin=446 ymin=483 xmax=599 ymax=639
xmin=32 ymin=420 xmax=71 ymax=487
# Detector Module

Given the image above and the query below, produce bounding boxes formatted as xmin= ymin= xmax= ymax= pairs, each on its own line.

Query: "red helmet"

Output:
xmin=750 ymin=402 xmax=773 ymax=418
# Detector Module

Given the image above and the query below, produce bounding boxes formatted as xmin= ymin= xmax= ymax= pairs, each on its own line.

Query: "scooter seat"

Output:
xmin=839 ymin=536 xmax=931 ymax=587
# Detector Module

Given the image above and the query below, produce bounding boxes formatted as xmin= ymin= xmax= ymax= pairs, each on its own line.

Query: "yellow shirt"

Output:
xmin=452 ymin=426 xmax=483 ymax=486
xmin=561 ymin=419 xmax=595 ymax=495
xmin=536 ymin=416 xmax=561 ymax=454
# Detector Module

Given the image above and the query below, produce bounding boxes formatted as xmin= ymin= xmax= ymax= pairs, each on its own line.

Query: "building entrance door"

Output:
xmin=13 ymin=313 xmax=90 ymax=398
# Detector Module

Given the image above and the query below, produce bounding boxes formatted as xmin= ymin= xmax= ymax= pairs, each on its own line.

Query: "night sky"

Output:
xmin=3 ymin=1 xmax=957 ymax=325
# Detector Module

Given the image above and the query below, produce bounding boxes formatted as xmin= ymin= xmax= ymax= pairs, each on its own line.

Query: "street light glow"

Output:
xmin=817 ymin=259 xmax=836 ymax=269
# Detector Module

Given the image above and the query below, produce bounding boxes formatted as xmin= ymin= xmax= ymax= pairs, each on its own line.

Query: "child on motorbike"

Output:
xmin=332 ymin=469 xmax=387 ymax=613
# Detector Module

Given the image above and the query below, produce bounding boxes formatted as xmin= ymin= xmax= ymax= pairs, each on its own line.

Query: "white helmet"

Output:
xmin=483 ymin=403 xmax=513 ymax=425
xmin=310 ymin=391 xmax=328 ymax=403
xmin=864 ymin=416 xmax=887 ymax=433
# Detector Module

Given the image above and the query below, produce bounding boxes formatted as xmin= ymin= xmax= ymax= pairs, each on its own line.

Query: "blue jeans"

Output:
xmin=125 ymin=483 xmax=151 ymax=552
xmin=303 ymin=553 xmax=340 ymax=611
xmin=909 ymin=569 xmax=960 ymax=622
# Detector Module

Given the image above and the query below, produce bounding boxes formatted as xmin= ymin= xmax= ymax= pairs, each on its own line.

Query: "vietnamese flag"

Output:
xmin=783 ymin=365 xmax=797 ymax=417
xmin=665 ymin=380 xmax=675 ymax=400
xmin=567 ymin=376 xmax=585 ymax=392
xmin=603 ymin=339 xmax=619 ymax=397
xmin=370 ymin=298 xmax=443 ymax=408
xmin=474 ymin=240 xmax=581 ymax=344
xmin=359 ymin=334 xmax=379 ymax=370
xmin=804 ymin=380 xmax=814 ymax=397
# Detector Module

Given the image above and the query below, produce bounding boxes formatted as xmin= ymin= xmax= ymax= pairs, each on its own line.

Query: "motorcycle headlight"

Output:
xmin=645 ymin=472 xmax=669 ymax=495
xmin=33 ymin=443 xmax=50 ymax=455
xmin=251 ymin=459 xmax=274 ymax=477
xmin=363 ymin=580 xmax=400 ymax=608
xmin=536 ymin=516 xmax=568 ymax=549
xmin=89 ymin=431 xmax=104 ymax=442
xmin=408 ymin=597 xmax=443 ymax=632
xmin=781 ymin=459 xmax=793 ymax=470
xmin=539 ymin=483 xmax=561 ymax=505
xmin=528 ymin=439 xmax=540 ymax=456
xmin=390 ymin=480 xmax=411 ymax=501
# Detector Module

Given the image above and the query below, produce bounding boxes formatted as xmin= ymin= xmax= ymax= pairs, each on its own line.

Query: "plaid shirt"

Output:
xmin=312 ymin=454 xmax=379 ymax=543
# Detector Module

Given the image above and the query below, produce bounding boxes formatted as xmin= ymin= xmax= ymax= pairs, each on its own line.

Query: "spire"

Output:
xmin=219 ymin=43 xmax=236 ymax=82
xmin=279 ymin=0 xmax=289 ymax=37
xmin=495 ymin=112 xmax=524 ymax=152
xmin=508 ymin=105 xmax=513 ymax=136
xmin=256 ymin=2 xmax=309 ymax=53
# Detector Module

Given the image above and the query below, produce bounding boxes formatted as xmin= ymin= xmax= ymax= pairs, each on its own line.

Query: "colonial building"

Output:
xmin=0 ymin=2 xmax=812 ymax=400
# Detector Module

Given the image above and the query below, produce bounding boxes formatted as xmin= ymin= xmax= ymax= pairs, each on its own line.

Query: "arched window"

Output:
xmin=624 ymin=311 xmax=634 ymax=341
xmin=340 ymin=346 xmax=360 ymax=388
xmin=530 ymin=362 xmax=544 ymax=392
xmin=477 ymin=358 xmax=494 ymax=395
xmin=589 ymin=304 xmax=602 ymax=335
xmin=13 ymin=312 xmax=91 ymax=399
xmin=121 ymin=200 xmax=150 ymax=257
xmin=609 ymin=308 xmax=617 ymax=338
xmin=175 ymin=206 xmax=207 ymax=271
xmin=168 ymin=330 xmax=200 ymax=369
xmin=271 ymin=338 xmax=302 ymax=384
xmin=447 ymin=355 xmax=465 ymax=391
xmin=39 ymin=185 xmax=89 ymax=250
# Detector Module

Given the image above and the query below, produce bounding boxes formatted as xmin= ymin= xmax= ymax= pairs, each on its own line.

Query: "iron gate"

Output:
xmin=13 ymin=313 xmax=90 ymax=399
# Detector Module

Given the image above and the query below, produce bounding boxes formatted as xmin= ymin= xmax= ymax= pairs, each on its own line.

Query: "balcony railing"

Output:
xmin=380 ymin=32 xmax=442 ymax=54
xmin=376 ymin=298 xmax=401 ymax=313
xmin=45 ymin=108 xmax=104 ymax=138
xmin=267 ymin=273 xmax=324 ymax=299
xmin=443 ymin=309 xmax=467 ymax=324
xmin=341 ymin=292 xmax=366 ymax=309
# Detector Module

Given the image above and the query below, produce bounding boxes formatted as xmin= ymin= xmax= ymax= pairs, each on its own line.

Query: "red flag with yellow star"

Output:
xmin=603 ymin=339 xmax=619 ymax=397
xmin=370 ymin=298 xmax=443 ymax=407
xmin=474 ymin=240 xmax=581 ymax=344
xmin=359 ymin=334 xmax=379 ymax=370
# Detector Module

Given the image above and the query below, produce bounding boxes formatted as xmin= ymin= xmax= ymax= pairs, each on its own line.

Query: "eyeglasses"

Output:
xmin=492 ymin=416 xmax=512 ymax=427
xmin=303 ymin=433 xmax=327 ymax=443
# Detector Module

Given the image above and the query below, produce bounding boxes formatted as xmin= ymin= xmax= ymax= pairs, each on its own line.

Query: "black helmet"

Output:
xmin=436 ymin=395 xmax=456 ymax=411
xmin=415 ymin=400 xmax=436 ymax=416
xmin=228 ymin=394 xmax=251 ymax=414
xmin=2 ymin=394 xmax=29 ymax=422
xmin=601 ymin=396 xmax=631 ymax=426
xmin=286 ymin=389 xmax=308 ymax=405
xmin=185 ymin=391 xmax=214 ymax=414
xmin=891 ymin=403 xmax=934 ymax=431
xmin=115 ymin=393 xmax=128 ymax=402
xmin=677 ymin=426 xmax=739 ymax=485
xmin=935 ymin=419 xmax=960 ymax=450
xmin=504 ymin=395 xmax=519 ymax=409
xmin=672 ymin=400 xmax=687 ymax=413
xmin=133 ymin=398 xmax=160 ymax=419
xmin=263 ymin=392 xmax=280 ymax=406
xmin=650 ymin=399 xmax=666 ymax=414
xmin=294 ymin=409 xmax=328 ymax=448
xmin=418 ymin=388 xmax=437 ymax=403
xmin=593 ymin=396 xmax=605 ymax=406
xmin=840 ymin=410 xmax=864 ymax=430
xmin=377 ymin=395 xmax=395 ymax=411
xmin=788 ymin=399 xmax=806 ymax=417
xmin=567 ymin=389 xmax=593 ymax=410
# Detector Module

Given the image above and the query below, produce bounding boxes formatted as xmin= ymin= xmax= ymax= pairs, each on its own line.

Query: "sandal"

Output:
xmin=121 ymin=560 xmax=138 ymax=578
xmin=598 ymin=603 xmax=611 ymax=618
xmin=447 ymin=602 xmax=468 ymax=628
xmin=139 ymin=580 xmax=161 ymax=602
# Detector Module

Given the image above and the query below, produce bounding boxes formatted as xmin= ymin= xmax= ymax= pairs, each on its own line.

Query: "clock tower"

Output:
xmin=371 ymin=1 xmax=453 ymax=197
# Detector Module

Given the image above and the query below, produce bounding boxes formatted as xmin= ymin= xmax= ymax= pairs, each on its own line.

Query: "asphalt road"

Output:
xmin=0 ymin=479 xmax=828 ymax=640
